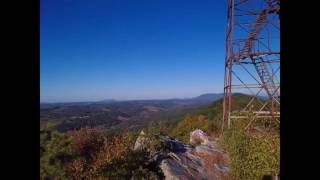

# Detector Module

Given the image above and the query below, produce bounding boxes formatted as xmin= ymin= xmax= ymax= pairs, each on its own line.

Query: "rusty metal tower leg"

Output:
xmin=222 ymin=0 xmax=280 ymax=130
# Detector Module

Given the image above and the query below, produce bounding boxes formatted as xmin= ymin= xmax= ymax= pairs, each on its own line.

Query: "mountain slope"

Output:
xmin=192 ymin=93 xmax=224 ymax=102
xmin=169 ymin=93 xmax=264 ymax=142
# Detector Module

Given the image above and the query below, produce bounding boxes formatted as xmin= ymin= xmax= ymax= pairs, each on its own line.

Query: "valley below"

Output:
xmin=40 ymin=93 xmax=224 ymax=134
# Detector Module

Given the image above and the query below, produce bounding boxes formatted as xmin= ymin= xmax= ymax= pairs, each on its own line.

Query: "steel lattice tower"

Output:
xmin=222 ymin=0 xmax=280 ymax=130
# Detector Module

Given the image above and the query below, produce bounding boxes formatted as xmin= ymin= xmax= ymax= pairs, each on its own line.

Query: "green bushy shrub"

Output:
xmin=170 ymin=113 xmax=213 ymax=143
xmin=40 ymin=127 xmax=74 ymax=180
xmin=221 ymin=117 xmax=280 ymax=180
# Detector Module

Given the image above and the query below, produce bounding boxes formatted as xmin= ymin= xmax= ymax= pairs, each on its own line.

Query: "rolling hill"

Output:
xmin=40 ymin=93 xmax=223 ymax=132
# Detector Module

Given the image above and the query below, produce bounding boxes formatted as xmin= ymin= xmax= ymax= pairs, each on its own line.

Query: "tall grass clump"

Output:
xmin=221 ymin=114 xmax=280 ymax=180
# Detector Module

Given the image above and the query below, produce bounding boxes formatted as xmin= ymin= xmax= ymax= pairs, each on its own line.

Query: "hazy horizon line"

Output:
xmin=40 ymin=92 xmax=225 ymax=104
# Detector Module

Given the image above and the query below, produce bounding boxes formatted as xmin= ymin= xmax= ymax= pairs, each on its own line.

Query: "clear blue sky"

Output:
xmin=40 ymin=0 xmax=228 ymax=102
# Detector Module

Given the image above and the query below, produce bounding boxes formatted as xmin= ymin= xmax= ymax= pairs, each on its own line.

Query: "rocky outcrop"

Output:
xmin=133 ymin=129 xmax=231 ymax=180
xmin=133 ymin=130 xmax=147 ymax=151
xmin=190 ymin=129 xmax=211 ymax=145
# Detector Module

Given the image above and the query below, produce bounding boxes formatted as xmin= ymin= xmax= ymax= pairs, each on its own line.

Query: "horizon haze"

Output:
xmin=40 ymin=92 xmax=224 ymax=104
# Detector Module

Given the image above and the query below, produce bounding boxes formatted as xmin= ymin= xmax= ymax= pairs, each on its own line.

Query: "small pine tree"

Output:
xmin=40 ymin=128 xmax=73 ymax=180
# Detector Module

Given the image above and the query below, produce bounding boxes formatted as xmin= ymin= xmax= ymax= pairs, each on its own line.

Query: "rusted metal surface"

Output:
xmin=223 ymin=0 xmax=280 ymax=130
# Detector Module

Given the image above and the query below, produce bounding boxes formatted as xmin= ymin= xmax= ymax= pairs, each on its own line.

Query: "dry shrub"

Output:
xmin=91 ymin=133 xmax=134 ymax=174
xmin=67 ymin=127 xmax=105 ymax=161
xmin=65 ymin=127 xmax=106 ymax=179
xmin=65 ymin=128 xmax=149 ymax=179
xmin=42 ymin=127 xmax=157 ymax=179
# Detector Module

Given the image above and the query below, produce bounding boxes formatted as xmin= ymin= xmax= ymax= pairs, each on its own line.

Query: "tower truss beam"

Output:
xmin=223 ymin=0 xmax=280 ymax=130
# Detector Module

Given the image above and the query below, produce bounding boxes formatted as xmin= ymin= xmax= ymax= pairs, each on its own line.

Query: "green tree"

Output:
xmin=40 ymin=127 xmax=73 ymax=180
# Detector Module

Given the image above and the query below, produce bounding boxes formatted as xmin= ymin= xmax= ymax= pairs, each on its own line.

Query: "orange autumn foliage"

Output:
xmin=65 ymin=127 xmax=136 ymax=179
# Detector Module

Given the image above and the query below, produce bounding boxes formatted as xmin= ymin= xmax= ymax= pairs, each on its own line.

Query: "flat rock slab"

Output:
xmin=195 ymin=144 xmax=223 ymax=155
xmin=160 ymin=152 xmax=218 ymax=180
xmin=160 ymin=130 xmax=231 ymax=180
xmin=214 ymin=163 xmax=231 ymax=173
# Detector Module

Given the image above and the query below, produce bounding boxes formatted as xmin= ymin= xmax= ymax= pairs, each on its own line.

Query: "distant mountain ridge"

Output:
xmin=40 ymin=93 xmax=224 ymax=108
xmin=192 ymin=93 xmax=224 ymax=102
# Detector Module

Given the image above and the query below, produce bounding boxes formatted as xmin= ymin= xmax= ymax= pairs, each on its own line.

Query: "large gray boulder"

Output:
xmin=190 ymin=129 xmax=210 ymax=145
